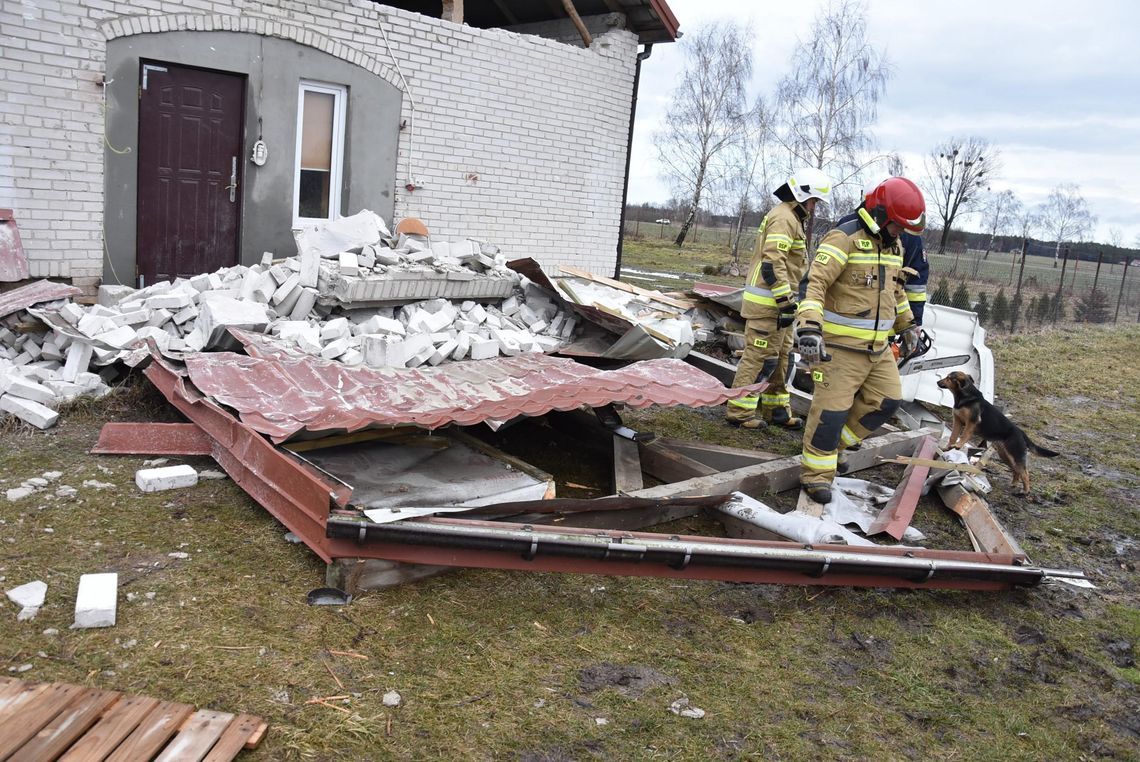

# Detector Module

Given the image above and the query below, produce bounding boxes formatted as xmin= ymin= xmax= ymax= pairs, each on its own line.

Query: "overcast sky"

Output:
xmin=627 ymin=0 xmax=1140 ymax=246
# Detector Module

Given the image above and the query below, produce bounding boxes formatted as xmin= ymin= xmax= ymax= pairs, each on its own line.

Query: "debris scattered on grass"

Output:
xmin=382 ymin=690 xmax=402 ymax=707
xmin=668 ymin=696 xmax=706 ymax=719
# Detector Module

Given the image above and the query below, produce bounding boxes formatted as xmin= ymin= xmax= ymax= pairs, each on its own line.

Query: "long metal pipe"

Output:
xmin=327 ymin=517 xmax=1085 ymax=588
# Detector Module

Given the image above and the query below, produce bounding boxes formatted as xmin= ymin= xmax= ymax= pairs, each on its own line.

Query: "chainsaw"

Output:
xmin=787 ymin=328 xmax=969 ymax=383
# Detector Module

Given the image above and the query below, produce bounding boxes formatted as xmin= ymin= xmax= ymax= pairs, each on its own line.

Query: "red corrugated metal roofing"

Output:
xmin=180 ymin=346 xmax=763 ymax=442
xmin=0 ymin=279 xmax=82 ymax=319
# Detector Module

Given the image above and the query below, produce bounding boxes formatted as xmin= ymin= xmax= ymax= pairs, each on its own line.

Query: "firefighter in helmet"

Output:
xmin=726 ymin=167 xmax=834 ymax=430
xmin=794 ymin=176 xmax=926 ymax=504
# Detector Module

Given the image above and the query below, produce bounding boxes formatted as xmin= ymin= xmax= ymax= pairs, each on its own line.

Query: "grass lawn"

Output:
xmin=1 ymin=261 xmax=1137 ymax=758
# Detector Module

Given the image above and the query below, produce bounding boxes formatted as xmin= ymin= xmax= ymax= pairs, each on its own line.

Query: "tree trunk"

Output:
xmin=938 ymin=226 xmax=951 ymax=256
xmin=730 ymin=206 xmax=746 ymax=265
xmin=674 ymin=164 xmax=706 ymax=247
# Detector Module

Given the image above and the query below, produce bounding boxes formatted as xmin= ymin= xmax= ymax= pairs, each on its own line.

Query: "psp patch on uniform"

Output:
xmin=753 ymin=337 xmax=768 ymax=348
xmin=856 ymin=239 xmax=874 ymax=250
xmin=812 ymin=370 xmax=825 ymax=383
xmin=775 ymin=240 xmax=790 ymax=252
xmin=815 ymin=253 xmax=831 ymax=265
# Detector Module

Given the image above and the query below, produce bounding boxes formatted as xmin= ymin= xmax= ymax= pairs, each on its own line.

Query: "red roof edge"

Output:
xmin=649 ymin=0 xmax=680 ymax=40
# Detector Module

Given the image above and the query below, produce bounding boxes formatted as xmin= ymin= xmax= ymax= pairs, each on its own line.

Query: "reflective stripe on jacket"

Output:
xmin=742 ymin=201 xmax=806 ymax=319
xmin=796 ymin=213 xmax=914 ymax=353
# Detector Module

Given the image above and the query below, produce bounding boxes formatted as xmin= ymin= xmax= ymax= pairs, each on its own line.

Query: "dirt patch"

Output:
xmin=579 ymin=662 xmax=676 ymax=698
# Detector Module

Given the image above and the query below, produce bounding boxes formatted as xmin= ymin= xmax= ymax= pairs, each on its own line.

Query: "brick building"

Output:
xmin=0 ymin=1 xmax=678 ymax=290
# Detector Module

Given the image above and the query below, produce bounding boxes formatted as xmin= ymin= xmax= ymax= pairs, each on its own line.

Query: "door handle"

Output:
xmin=226 ymin=156 xmax=238 ymax=202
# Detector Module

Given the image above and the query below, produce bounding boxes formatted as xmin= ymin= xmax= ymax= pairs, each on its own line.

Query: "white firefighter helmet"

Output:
xmin=787 ymin=167 xmax=833 ymax=205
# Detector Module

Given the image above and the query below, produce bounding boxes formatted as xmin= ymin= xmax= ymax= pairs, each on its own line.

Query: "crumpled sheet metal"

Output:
xmin=181 ymin=345 xmax=766 ymax=443
xmin=0 ymin=279 xmax=81 ymax=319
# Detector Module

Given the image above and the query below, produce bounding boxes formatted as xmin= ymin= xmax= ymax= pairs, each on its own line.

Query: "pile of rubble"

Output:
xmin=0 ymin=211 xmax=584 ymax=430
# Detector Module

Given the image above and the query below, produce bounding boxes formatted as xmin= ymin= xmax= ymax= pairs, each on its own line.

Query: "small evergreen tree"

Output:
xmin=1075 ymin=288 xmax=1111 ymax=323
xmin=931 ymin=276 xmax=951 ymax=305
xmin=1036 ymin=293 xmax=1051 ymax=322
xmin=951 ymin=281 xmax=972 ymax=311
xmin=975 ymin=291 xmax=990 ymax=323
xmin=1026 ymin=295 xmax=1038 ymax=326
xmin=991 ymin=288 xmax=1010 ymax=327
xmin=1009 ymin=293 xmax=1023 ymax=332
xmin=1052 ymin=295 xmax=1067 ymax=322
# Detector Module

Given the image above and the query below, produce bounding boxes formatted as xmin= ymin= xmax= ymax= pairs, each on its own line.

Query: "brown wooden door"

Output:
xmin=137 ymin=61 xmax=245 ymax=286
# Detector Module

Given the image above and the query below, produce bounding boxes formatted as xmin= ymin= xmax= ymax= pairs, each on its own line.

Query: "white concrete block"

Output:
xmin=252 ymin=272 xmax=277 ymax=303
xmin=92 ymin=325 xmax=137 ymax=350
xmin=98 ymin=284 xmax=136 ymax=307
xmin=172 ymin=304 xmax=199 ymax=325
xmin=374 ymin=248 xmax=401 ymax=266
xmin=110 ymin=309 xmax=150 ymax=327
xmin=72 ymin=573 xmax=117 ymax=629
xmin=320 ymin=317 xmax=351 ymax=342
xmin=77 ymin=313 xmax=116 ymax=337
xmin=145 ymin=308 xmax=173 ymax=328
xmin=59 ymin=302 xmax=86 ymax=326
xmin=135 ymin=464 xmax=198 ymax=492
xmin=452 ymin=332 xmax=471 ymax=360
xmin=269 ymin=264 xmax=292 ymax=285
xmin=358 ymin=246 xmax=377 ymax=269
xmin=320 ymin=338 xmax=351 ymax=360
xmin=6 ymin=376 xmax=55 ymax=404
xmin=145 ymin=292 xmax=193 ymax=311
xmin=289 ymin=287 xmax=318 ymax=321
xmin=271 ymin=274 xmax=301 ymax=306
xmin=361 ymin=335 xmax=406 ymax=368
xmin=261 ymin=251 xmax=275 ymax=268
xmin=501 ymin=296 xmax=520 ymax=316
xmin=6 ymin=580 xmax=46 ymax=609
xmin=339 ymin=251 xmax=360 ymax=277
xmin=469 ymin=337 xmax=499 ymax=360
xmin=340 ymin=348 xmax=363 ymax=366
xmin=40 ymin=341 xmax=63 ymax=361
xmin=0 ymin=394 xmax=59 ymax=429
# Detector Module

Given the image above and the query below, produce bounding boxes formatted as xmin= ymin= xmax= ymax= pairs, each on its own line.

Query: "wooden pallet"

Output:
xmin=0 ymin=677 xmax=266 ymax=761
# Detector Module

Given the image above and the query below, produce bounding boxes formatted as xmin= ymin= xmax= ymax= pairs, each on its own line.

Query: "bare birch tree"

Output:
xmin=656 ymin=21 xmax=751 ymax=248
xmin=980 ymin=189 xmax=1021 ymax=259
xmin=773 ymin=0 xmax=890 ymax=189
xmin=1038 ymin=183 xmax=1095 ymax=263
xmin=715 ymin=103 xmax=775 ymax=268
xmin=921 ymin=137 xmax=999 ymax=255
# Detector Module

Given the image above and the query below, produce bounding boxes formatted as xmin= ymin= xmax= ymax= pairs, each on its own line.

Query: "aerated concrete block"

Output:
xmin=289 ymin=287 xmax=318 ymax=321
xmin=6 ymin=376 xmax=55 ymax=404
xmin=339 ymin=251 xmax=360 ymax=277
xmin=135 ymin=464 xmax=198 ymax=492
xmin=469 ymin=337 xmax=499 ymax=360
xmin=98 ymin=284 xmax=136 ymax=307
xmin=361 ymin=335 xmax=406 ymax=368
xmin=72 ymin=572 xmax=117 ymax=629
xmin=0 ymin=394 xmax=59 ymax=429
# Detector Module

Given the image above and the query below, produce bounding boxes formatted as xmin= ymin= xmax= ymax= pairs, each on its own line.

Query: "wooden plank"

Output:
xmin=941 ymin=489 xmax=1024 ymax=557
xmin=201 ymin=713 xmax=265 ymax=761
xmin=651 ymin=436 xmax=780 ymax=471
xmin=59 ymin=694 xmax=159 ymax=762
xmin=153 ymin=709 xmax=233 ymax=762
xmin=880 ymin=455 xmax=982 ymax=473
xmin=794 ymin=489 xmax=825 ymax=518
xmin=638 ymin=440 xmax=717 ymax=483
xmin=612 ymin=435 xmax=643 ymax=494
xmin=0 ymin=682 xmax=84 ymax=756
xmin=15 ymin=690 xmax=121 ymax=762
xmin=104 ymin=701 xmax=195 ymax=762
xmin=0 ymin=682 xmax=48 ymax=724
xmin=0 ymin=681 xmax=26 ymax=708
xmin=558 ymin=265 xmax=694 ymax=310
xmin=868 ymin=436 xmax=937 ymax=539
xmin=629 ymin=428 xmax=939 ymax=500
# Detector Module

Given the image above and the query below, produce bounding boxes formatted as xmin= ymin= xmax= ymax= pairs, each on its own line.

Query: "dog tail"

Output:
xmin=1026 ymin=435 xmax=1060 ymax=458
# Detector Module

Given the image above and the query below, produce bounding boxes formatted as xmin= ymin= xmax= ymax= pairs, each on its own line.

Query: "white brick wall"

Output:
xmin=0 ymin=1 xmax=639 ymax=283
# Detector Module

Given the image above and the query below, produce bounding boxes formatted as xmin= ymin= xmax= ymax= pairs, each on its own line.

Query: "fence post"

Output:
xmin=1070 ymin=247 xmax=1080 ymax=295
xmin=1116 ymin=259 xmax=1131 ymax=323
xmin=1053 ymin=245 xmax=1070 ymax=324
xmin=1010 ymin=238 xmax=1029 ymax=333
xmin=1092 ymin=250 xmax=1103 ymax=293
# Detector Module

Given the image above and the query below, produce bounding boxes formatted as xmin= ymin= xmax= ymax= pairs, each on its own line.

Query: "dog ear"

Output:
xmin=966 ymin=373 xmax=976 ymax=385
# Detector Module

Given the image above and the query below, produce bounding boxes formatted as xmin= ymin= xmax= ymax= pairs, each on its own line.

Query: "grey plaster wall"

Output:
xmin=104 ymin=31 xmax=400 ymax=285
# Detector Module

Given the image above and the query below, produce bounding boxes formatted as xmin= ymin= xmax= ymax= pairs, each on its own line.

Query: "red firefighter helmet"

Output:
xmin=865 ymin=176 xmax=926 ymax=234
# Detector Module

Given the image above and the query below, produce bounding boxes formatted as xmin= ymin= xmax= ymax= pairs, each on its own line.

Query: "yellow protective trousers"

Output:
xmin=800 ymin=345 xmax=902 ymax=486
xmin=726 ymin=317 xmax=793 ymax=424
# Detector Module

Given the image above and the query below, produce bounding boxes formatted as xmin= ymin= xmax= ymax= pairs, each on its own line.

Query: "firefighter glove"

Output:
xmin=795 ymin=324 xmax=825 ymax=365
xmin=900 ymin=325 xmax=921 ymax=358
xmin=776 ymin=301 xmax=797 ymax=329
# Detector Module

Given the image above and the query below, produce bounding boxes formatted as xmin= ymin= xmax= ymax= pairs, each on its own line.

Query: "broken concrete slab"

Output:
xmin=0 ymin=394 xmax=59 ymax=429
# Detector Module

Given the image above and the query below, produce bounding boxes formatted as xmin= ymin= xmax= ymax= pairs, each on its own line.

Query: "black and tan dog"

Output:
xmin=937 ymin=371 xmax=1059 ymax=494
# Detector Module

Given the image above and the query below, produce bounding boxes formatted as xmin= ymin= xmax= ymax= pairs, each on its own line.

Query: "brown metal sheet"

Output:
xmin=0 ymin=279 xmax=81 ymax=319
xmin=92 ymin=423 xmax=214 ymax=456
xmin=182 ymin=342 xmax=765 ymax=443
xmin=868 ymin=435 xmax=938 ymax=539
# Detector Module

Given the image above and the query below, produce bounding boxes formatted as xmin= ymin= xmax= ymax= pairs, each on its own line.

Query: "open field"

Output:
xmin=621 ymin=222 xmax=1140 ymax=323
xmin=1 ymin=249 xmax=1138 ymax=758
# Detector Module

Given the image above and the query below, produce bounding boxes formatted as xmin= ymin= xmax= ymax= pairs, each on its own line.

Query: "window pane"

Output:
xmin=298 ymin=169 xmax=331 ymax=219
xmin=301 ymin=90 xmax=334 ymax=171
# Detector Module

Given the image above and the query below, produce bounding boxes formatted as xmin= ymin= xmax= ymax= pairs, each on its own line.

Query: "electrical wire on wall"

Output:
xmin=376 ymin=14 xmax=419 ymax=191
xmin=101 ymin=77 xmax=129 ymax=285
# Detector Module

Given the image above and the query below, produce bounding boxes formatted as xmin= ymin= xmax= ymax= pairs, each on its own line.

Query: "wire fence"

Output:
xmin=622 ymin=220 xmax=1140 ymax=325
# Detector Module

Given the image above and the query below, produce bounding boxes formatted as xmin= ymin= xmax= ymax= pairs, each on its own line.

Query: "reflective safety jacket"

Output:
xmin=796 ymin=213 xmax=914 ymax=354
xmin=741 ymin=201 xmax=807 ymax=320
xmin=837 ymin=209 xmax=929 ymax=324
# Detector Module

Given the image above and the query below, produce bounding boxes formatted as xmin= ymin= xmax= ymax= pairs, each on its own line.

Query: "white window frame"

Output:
xmin=293 ymin=80 xmax=347 ymax=228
